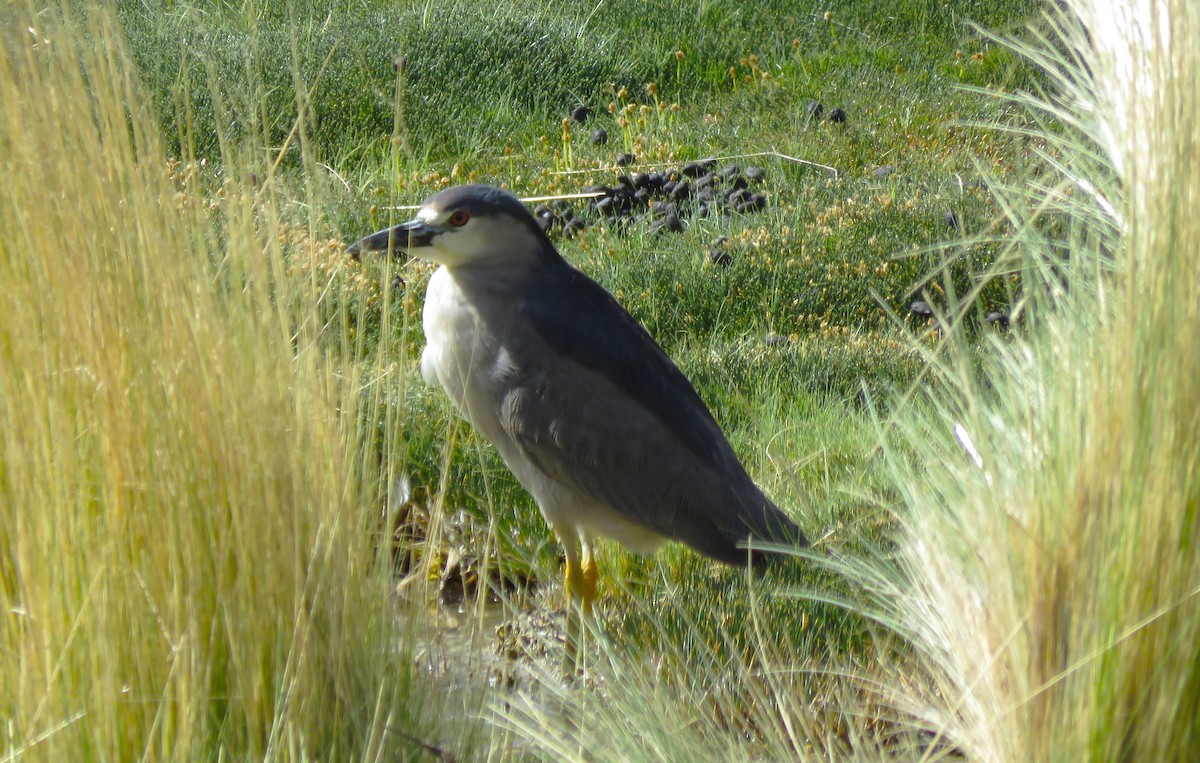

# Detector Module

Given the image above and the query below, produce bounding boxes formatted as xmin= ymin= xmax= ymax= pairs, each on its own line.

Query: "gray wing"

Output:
xmin=497 ymin=263 xmax=803 ymax=564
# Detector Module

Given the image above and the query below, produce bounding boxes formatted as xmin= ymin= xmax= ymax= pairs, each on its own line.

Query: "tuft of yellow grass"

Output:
xmin=0 ymin=5 xmax=424 ymax=760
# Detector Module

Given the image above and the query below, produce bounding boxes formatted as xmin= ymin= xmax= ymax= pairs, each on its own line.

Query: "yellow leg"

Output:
xmin=564 ymin=554 xmax=584 ymax=604
xmin=563 ymin=555 xmax=583 ymax=672
xmin=562 ymin=542 xmax=598 ymax=672
xmin=563 ymin=542 xmax=598 ymax=611
xmin=580 ymin=547 xmax=598 ymax=617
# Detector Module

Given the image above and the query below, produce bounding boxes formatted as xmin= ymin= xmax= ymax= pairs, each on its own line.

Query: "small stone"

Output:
xmin=804 ymin=100 xmax=824 ymax=121
xmin=571 ymin=105 xmax=590 ymax=123
xmin=828 ymin=107 xmax=848 ymax=124
xmin=871 ymin=165 xmax=895 ymax=178
xmin=615 ymin=152 xmax=637 ymax=167
xmin=590 ymin=128 xmax=608 ymax=145
xmin=743 ymin=166 xmax=766 ymax=182
xmin=910 ymin=301 xmax=934 ymax=318
xmin=681 ymin=162 xmax=708 ymax=178
xmin=764 ymin=333 xmax=790 ymax=346
xmin=718 ymin=163 xmax=741 ymax=181
xmin=944 ymin=210 xmax=960 ymax=229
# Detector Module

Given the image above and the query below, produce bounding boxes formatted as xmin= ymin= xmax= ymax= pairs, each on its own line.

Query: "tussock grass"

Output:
xmin=867 ymin=1 xmax=1200 ymax=759
xmin=0 ymin=6 xmax=437 ymax=760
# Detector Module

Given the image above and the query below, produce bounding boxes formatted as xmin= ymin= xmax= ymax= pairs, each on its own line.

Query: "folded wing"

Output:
xmin=498 ymin=262 xmax=804 ymax=564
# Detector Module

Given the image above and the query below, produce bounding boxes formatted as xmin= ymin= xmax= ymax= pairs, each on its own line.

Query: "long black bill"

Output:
xmin=346 ymin=219 xmax=439 ymax=261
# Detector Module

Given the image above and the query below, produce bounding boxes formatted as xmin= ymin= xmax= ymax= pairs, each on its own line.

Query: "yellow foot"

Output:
xmin=581 ymin=554 xmax=598 ymax=617
xmin=563 ymin=554 xmax=599 ymax=615
xmin=562 ymin=554 xmax=598 ymax=673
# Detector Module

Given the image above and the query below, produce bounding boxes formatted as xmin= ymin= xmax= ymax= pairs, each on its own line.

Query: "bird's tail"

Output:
xmin=736 ymin=494 xmax=808 ymax=567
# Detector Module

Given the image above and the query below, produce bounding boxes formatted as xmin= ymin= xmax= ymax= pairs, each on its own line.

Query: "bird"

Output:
xmin=348 ymin=184 xmax=805 ymax=625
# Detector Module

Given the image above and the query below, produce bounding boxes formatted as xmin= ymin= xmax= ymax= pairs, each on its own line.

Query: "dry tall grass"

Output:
xmin=875 ymin=0 xmax=1200 ymax=759
xmin=0 ymin=5 xmax=426 ymax=760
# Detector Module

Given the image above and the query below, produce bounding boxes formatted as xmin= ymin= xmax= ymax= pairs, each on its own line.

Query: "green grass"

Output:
xmin=9 ymin=0 xmax=1197 ymax=760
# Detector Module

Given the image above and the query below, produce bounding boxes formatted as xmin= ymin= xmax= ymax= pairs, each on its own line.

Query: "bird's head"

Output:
xmin=347 ymin=184 xmax=554 ymax=268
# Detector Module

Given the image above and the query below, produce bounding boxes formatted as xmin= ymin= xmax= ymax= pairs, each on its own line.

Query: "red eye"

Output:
xmin=448 ymin=210 xmax=470 ymax=227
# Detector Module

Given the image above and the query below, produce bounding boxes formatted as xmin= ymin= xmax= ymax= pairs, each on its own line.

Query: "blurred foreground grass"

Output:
xmin=0 ymin=8 xmax=439 ymax=759
xmin=5 ymin=0 xmax=1197 ymax=760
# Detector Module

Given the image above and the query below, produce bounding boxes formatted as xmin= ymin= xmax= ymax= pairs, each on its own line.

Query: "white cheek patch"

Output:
xmin=408 ymin=215 xmax=538 ymax=267
xmin=417 ymin=206 xmax=440 ymax=223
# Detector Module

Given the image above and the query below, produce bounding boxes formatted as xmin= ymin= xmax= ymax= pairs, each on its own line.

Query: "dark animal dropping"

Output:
xmin=562 ymin=218 xmax=587 ymax=238
xmin=910 ymin=301 xmax=934 ymax=318
xmin=545 ymin=162 xmax=775 ymax=239
xmin=708 ymin=237 xmax=733 ymax=266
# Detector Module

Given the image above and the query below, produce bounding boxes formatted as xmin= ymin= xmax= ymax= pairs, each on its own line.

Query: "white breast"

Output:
xmin=419 ymin=268 xmax=458 ymax=389
xmin=420 ymin=267 xmax=510 ymax=441
xmin=418 ymin=264 xmax=667 ymax=554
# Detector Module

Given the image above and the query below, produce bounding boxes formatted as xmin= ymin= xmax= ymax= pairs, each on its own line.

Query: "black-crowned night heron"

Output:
xmin=349 ymin=185 xmax=805 ymax=619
